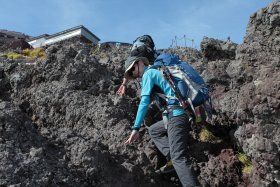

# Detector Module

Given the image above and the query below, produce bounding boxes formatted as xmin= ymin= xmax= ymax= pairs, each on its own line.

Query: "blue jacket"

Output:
xmin=133 ymin=67 xmax=185 ymax=130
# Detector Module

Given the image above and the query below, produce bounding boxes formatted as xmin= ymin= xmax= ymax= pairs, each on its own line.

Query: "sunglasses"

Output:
xmin=128 ymin=62 xmax=138 ymax=76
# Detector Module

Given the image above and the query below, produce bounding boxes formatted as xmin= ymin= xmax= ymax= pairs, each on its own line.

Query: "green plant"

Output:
xmin=0 ymin=48 xmax=46 ymax=59
xmin=198 ymin=127 xmax=216 ymax=142
xmin=29 ymin=48 xmax=45 ymax=58
xmin=6 ymin=52 xmax=23 ymax=59
xmin=237 ymin=153 xmax=253 ymax=175
xmin=22 ymin=48 xmax=31 ymax=56
xmin=1 ymin=48 xmax=46 ymax=60
xmin=243 ymin=164 xmax=253 ymax=175
xmin=23 ymin=48 xmax=45 ymax=59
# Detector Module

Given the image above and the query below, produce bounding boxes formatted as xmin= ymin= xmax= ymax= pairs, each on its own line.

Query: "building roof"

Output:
xmin=46 ymin=25 xmax=100 ymax=41
xmin=28 ymin=25 xmax=100 ymax=42
xmin=27 ymin=34 xmax=49 ymax=41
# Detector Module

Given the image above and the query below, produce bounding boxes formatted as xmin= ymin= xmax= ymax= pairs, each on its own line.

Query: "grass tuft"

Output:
xmin=198 ymin=127 xmax=216 ymax=142
xmin=23 ymin=48 xmax=46 ymax=59
xmin=1 ymin=48 xmax=46 ymax=60
xmin=1 ymin=52 xmax=23 ymax=59
xmin=237 ymin=153 xmax=253 ymax=175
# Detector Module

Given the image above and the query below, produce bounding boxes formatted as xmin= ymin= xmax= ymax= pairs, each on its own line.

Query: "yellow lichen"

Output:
xmin=1 ymin=48 xmax=46 ymax=60
xmin=237 ymin=153 xmax=253 ymax=175
xmin=199 ymin=127 xmax=216 ymax=142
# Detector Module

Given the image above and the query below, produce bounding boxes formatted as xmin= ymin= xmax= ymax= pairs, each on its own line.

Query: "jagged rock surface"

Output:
xmin=0 ymin=2 xmax=279 ymax=187
xmin=233 ymin=2 xmax=280 ymax=186
xmin=199 ymin=2 xmax=280 ymax=186
xmin=0 ymin=30 xmax=30 ymax=52
xmin=200 ymin=37 xmax=238 ymax=61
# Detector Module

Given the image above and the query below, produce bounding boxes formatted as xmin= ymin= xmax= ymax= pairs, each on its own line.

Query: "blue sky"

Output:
xmin=0 ymin=0 xmax=273 ymax=49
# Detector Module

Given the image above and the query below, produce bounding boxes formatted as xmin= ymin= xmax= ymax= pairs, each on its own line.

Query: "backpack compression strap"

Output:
xmin=151 ymin=60 xmax=196 ymax=114
xmin=154 ymin=92 xmax=195 ymax=114
xmin=159 ymin=66 xmax=194 ymax=111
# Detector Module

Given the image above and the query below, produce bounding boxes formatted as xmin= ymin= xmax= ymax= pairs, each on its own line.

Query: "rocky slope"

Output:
xmin=199 ymin=2 xmax=280 ymax=186
xmin=0 ymin=2 xmax=279 ymax=187
xmin=0 ymin=30 xmax=31 ymax=52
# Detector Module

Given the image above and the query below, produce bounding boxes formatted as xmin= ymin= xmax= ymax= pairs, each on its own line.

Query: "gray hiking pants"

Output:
xmin=148 ymin=113 xmax=200 ymax=187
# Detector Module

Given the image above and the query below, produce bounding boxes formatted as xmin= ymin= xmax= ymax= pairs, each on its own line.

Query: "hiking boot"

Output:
xmin=155 ymin=160 xmax=175 ymax=174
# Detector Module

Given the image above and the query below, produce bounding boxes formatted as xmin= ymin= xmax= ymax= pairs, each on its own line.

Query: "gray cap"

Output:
xmin=124 ymin=56 xmax=149 ymax=79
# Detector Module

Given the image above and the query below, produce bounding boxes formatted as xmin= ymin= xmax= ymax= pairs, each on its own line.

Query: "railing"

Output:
xmin=169 ymin=35 xmax=196 ymax=49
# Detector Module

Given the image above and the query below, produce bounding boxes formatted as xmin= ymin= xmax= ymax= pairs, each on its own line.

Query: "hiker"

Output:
xmin=117 ymin=35 xmax=157 ymax=97
xmin=123 ymin=56 xmax=200 ymax=187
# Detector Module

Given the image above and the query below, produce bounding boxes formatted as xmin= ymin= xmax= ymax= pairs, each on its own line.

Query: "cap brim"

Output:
xmin=124 ymin=60 xmax=137 ymax=79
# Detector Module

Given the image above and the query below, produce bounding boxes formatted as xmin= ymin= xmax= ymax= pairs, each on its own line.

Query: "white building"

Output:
xmin=28 ymin=25 xmax=100 ymax=48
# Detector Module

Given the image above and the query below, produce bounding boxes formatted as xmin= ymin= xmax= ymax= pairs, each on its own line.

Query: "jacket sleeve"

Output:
xmin=133 ymin=95 xmax=150 ymax=130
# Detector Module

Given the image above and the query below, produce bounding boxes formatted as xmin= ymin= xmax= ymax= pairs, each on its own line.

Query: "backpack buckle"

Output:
xmin=162 ymin=110 xmax=169 ymax=129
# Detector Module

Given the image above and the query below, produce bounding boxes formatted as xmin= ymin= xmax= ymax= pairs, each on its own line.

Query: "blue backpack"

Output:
xmin=151 ymin=53 xmax=213 ymax=120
